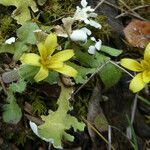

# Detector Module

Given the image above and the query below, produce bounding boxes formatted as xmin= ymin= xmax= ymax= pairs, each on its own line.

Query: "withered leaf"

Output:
xmin=124 ymin=19 xmax=150 ymax=48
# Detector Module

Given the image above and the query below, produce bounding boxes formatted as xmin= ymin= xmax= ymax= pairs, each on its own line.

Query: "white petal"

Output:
xmin=81 ymin=0 xmax=88 ymax=7
xmin=84 ymin=18 xmax=90 ymax=24
xmin=5 ymin=37 xmax=15 ymax=44
xmin=70 ymin=29 xmax=87 ymax=42
xmin=81 ymin=27 xmax=91 ymax=35
xmin=91 ymin=37 xmax=96 ymax=41
xmin=29 ymin=121 xmax=53 ymax=143
xmin=88 ymin=45 xmax=96 ymax=54
xmin=89 ymin=12 xmax=97 ymax=18
xmin=33 ymin=29 xmax=42 ymax=33
xmin=86 ymin=6 xmax=94 ymax=12
xmin=34 ymin=8 xmax=39 ymax=12
xmin=89 ymin=20 xmax=102 ymax=29
xmin=29 ymin=121 xmax=39 ymax=136
xmin=95 ymin=40 xmax=102 ymax=50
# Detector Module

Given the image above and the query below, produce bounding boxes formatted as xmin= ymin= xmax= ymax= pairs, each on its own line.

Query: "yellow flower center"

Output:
xmin=40 ymin=57 xmax=51 ymax=67
xmin=141 ymin=60 xmax=150 ymax=70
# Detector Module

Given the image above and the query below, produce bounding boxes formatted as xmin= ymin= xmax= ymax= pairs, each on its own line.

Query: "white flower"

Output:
xmin=5 ymin=37 xmax=15 ymax=44
xmin=81 ymin=0 xmax=88 ymax=7
xmin=89 ymin=20 xmax=102 ymax=29
xmin=88 ymin=45 xmax=96 ymax=54
xmin=81 ymin=27 xmax=92 ymax=36
xmin=88 ymin=37 xmax=102 ymax=54
xmin=95 ymin=40 xmax=102 ymax=50
xmin=73 ymin=0 xmax=101 ymax=29
xmin=70 ymin=27 xmax=91 ymax=42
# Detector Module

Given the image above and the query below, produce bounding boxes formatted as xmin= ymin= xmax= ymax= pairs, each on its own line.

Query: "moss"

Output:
xmin=74 ymin=94 xmax=90 ymax=118
xmin=39 ymin=0 xmax=78 ymax=24
xmin=93 ymin=15 xmax=111 ymax=41
xmin=13 ymin=129 xmax=34 ymax=146
xmin=0 ymin=14 xmax=16 ymax=43
xmin=32 ymin=98 xmax=47 ymax=116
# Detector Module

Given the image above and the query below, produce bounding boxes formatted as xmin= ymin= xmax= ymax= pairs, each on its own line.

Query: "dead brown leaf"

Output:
xmin=123 ymin=19 xmax=150 ymax=48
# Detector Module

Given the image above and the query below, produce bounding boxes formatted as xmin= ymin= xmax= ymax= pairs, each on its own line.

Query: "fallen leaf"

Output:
xmin=54 ymin=25 xmax=68 ymax=37
xmin=54 ymin=17 xmax=74 ymax=37
xmin=87 ymin=82 xmax=108 ymax=149
xmin=123 ymin=19 xmax=150 ymax=48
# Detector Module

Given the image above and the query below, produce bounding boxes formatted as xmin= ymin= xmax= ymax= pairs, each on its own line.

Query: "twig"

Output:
xmin=82 ymin=117 xmax=115 ymax=150
xmin=48 ymin=143 xmax=52 ymax=150
xmin=94 ymin=0 xmax=106 ymax=11
xmin=108 ymin=125 xmax=112 ymax=150
xmin=133 ymin=5 xmax=150 ymax=10
xmin=103 ymin=0 xmax=147 ymax=20
xmin=126 ymin=93 xmax=138 ymax=140
xmin=131 ymin=93 xmax=138 ymax=124
xmin=73 ymin=59 xmax=110 ymax=95
xmin=104 ymin=0 xmax=124 ymax=11
xmin=118 ymin=0 xmax=147 ymax=20
xmin=111 ymin=125 xmax=134 ymax=146
xmin=115 ymin=5 xmax=150 ymax=19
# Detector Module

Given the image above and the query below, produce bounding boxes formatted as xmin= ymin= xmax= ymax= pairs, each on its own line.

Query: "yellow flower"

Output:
xmin=20 ymin=33 xmax=77 ymax=82
xmin=120 ymin=43 xmax=150 ymax=93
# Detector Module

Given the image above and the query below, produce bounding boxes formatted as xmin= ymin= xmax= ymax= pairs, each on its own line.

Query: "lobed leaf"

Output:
xmin=37 ymin=83 xmax=85 ymax=148
xmin=0 ymin=0 xmax=38 ymax=24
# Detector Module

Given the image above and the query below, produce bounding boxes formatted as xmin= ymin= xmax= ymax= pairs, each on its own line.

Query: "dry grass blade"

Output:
xmin=115 ymin=5 xmax=150 ymax=19
xmin=82 ymin=117 xmax=115 ymax=150
xmin=94 ymin=0 xmax=106 ymax=11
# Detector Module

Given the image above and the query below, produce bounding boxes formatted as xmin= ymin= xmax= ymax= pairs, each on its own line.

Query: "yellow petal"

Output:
xmin=47 ymin=61 xmax=63 ymax=69
xmin=34 ymin=66 xmax=49 ymax=82
xmin=144 ymin=42 xmax=150 ymax=61
xmin=50 ymin=50 xmax=74 ymax=62
xmin=37 ymin=43 xmax=47 ymax=59
xmin=20 ymin=53 xmax=41 ymax=66
xmin=140 ymin=60 xmax=149 ymax=69
xmin=44 ymin=33 xmax=57 ymax=56
xmin=129 ymin=73 xmax=146 ymax=93
xmin=120 ymin=58 xmax=143 ymax=72
xmin=142 ymin=70 xmax=150 ymax=83
xmin=54 ymin=64 xmax=77 ymax=77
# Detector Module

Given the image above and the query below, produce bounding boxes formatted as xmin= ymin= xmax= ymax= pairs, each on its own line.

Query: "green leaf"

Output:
xmin=13 ymin=22 xmax=39 ymax=60
xmin=13 ymin=41 xmax=29 ymax=60
xmin=67 ymin=62 xmax=95 ymax=84
xmin=38 ymin=83 xmax=85 ymax=148
xmin=99 ymin=63 xmax=122 ymax=89
xmin=17 ymin=22 xmax=39 ymax=44
xmin=3 ymin=65 xmax=58 ymax=84
xmin=0 ymin=44 xmax=15 ymax=54
xmin=72 ymin=49 xmax=110 ymax=84
xmin=19 ymin=65 xmax=59 ymax=83
xmin=44 ymin=71 xmax=59 ymax=84
xmin=0 ymin=0 xmax=38 ymax=24
xmin=101 ymin=45 xmax=122 ymax=57
xmin=3 ymin=91 xmax=22 ymax=124
xmin=75 ymin=50 xmax=109 ymax=68
xmin=19 ymin=65 xmax=39 ymax=81
xmin=9 ymin=79 xmax=26 ymax=93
